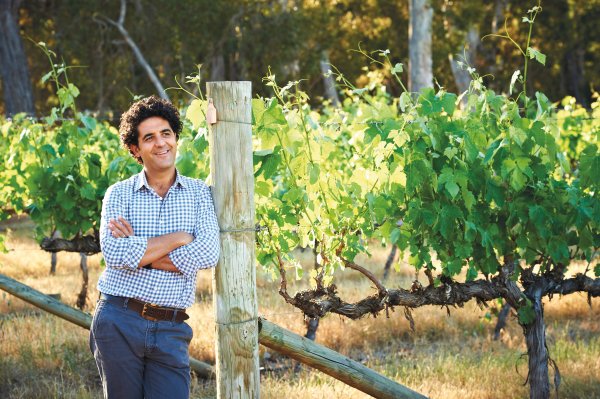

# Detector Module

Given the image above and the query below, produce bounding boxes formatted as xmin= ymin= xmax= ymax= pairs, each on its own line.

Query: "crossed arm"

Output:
xmin=108 ymin=216 xmax=192 ymax=273
xmin=100 ymin=183 xmax=220 ymax=275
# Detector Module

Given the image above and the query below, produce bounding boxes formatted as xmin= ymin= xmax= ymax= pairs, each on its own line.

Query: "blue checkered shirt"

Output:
xmin=97 ymin=170 xmax=220 ymax=308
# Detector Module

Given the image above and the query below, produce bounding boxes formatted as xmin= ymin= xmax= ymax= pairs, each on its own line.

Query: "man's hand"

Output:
xmin=150 ymin=255 xmax=181 ymax=273
xmin=108 ymin=217 xmax=134 ymax=238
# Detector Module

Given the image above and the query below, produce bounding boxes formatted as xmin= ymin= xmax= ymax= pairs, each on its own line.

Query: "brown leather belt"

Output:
xmin=101 ymin=294 xmax=189 ymax=323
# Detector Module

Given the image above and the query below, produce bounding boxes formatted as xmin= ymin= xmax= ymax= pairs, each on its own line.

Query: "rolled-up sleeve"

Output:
xmin=169 ymin=185 xmax=220 ymax=277
xmin=99 ymin=184 xmax=148 ymax=270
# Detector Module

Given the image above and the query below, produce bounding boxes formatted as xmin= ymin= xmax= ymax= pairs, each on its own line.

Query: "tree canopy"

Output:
xmin=0 ymin=0 xmax=598 ymax=116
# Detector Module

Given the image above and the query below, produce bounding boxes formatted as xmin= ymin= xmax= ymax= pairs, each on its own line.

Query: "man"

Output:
xmin=90 ymin=96 xmax=220 ymax=399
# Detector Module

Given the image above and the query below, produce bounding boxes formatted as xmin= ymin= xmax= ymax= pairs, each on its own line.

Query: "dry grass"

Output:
xmin=1 ymin=218 xmax=599 ymax=399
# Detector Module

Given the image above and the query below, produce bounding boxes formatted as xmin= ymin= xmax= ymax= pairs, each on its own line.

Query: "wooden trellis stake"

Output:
xmin=208 ymin=81 xmax=260 ymax=398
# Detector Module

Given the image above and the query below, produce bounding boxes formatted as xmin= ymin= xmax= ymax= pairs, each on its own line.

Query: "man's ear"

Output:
xmin=129 ymin=144 xmax=140 ymax=157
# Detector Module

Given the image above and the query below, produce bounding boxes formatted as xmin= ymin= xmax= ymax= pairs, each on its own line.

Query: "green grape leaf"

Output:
xmin=255 ymin=181 xmax=271 ymax=197
xmin=418 ymin=88 xmax=441 ymax=115
xmin=446 ymin=259 xmax=463 ymax=276
xmin=80 ymin=115 xmax=97 ymax=131
xmin=466 ymin=265 xmax=478 ymax=282
xmin=80 ymin=184 xmax=96 ymax=200
xmin=518 ymin=302 xmax=536 ymax=325
xmin=391 ymin=63 xmax=404 ymax=74
xmin=446 ymin=181 xmax=460 ymax=199
xmin=186 ymin=99 xmax=205 ymax=130
xmin=462 ymin=190 xmax=476 ymax=211
xmin=252 ymin=98 xmax=266 ymax=125
xmin=527 ymin=47 xmax=546 ymax=66
xmin=439 ymin=204 xmax=462 ymax=239
xmin=443 ymin=147 xmax=458 ymax=159
xmin=40 ymin=144 xmax=56 ymax=156
xmin=264 ymin=98 xmax=287 ymax=126
xmin=441 ymin=93 xmax=457 ymax=116
xmin=579 ymin=145 xmax=599 ymax=189
xmin=511 ymin=170 xmax=526 ymax=191
xmin=481 ymin=256 xmax=500 ymax=275
xmin=548 ymin=238 xmax=570 ymax=263
xmin=399 ymin=92 xmax=411 ymax=112
xmin=390 ymin=227 xmax=401 ymax=245
xmin=509 ymin=126 xmax=528 ymax=147
xmin=309 ymin=163 xmax=320 ymax=185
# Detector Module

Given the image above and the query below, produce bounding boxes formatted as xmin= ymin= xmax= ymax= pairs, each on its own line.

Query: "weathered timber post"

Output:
xmin=259 ymin=319 xmax=428 ymax=399
xmin=208 ymin=81 xmax=260 ymax=398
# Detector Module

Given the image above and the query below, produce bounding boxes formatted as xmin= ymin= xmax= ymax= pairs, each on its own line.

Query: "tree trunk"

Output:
xmin=448 ymin=26 xmax=479 ymax=96
xmin=382 ymin=244 xmax=397 ymax=282
xmin=491 ymin=0 xmax=507 ymax=34
xmin=522 ymin=284 xmax=551 ymax=399
xmin=320 ymin=50 xmax=340 ymax=106
xmin=561 ymin=46 xmax=590 ymax=108
xmin=210 ymin=53 xmax=225 ymax=82
xmin=409 ymin=0 xmax=433 ymax=92
xmin=103 ymin=0 xmax=169 ymax=100
xmin=485 ymin=0 xmax=506 ymax=81
xmin=0 ymin=0 xmax=35 ymax=116
xmin=76 ymin=253 xmax=88 ymax=310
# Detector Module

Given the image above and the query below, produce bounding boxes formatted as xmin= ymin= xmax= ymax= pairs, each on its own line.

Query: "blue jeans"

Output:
xmin=89 ymin=294 xmax=193 ymax=399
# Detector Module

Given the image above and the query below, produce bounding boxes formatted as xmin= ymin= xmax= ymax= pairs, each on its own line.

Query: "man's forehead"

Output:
xmin=137 ymin=116 xmax=172 ymax=135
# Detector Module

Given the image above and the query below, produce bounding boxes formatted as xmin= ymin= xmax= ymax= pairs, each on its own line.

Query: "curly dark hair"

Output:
xmin=119 ymin=95 xmax=182 ymax=164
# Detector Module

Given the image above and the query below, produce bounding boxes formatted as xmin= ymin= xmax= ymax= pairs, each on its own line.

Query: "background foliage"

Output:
xmin=0 ymin=0 xmax=599 ymax=116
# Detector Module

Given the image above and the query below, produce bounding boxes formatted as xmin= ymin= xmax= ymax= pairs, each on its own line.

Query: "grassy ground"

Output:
xmin=0 ymin=217 xmax=598 ymax=398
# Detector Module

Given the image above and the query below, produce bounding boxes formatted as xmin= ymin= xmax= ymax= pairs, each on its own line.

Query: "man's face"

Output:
xmin=130 ymin=116 xmax=177 ymax=173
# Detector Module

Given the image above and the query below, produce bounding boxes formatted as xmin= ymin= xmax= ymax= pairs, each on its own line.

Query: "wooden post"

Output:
xmin=0 ymin=273 xmax=215 ymax=378
xmin=259 ymin=318 xmax=428 ymax=399
xmin=208 ymin=81 xmax=260 ymax=398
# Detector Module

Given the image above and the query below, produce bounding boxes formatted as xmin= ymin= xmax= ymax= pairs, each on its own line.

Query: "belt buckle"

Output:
xmin=142 ymin=303 xmax=161 ymax=321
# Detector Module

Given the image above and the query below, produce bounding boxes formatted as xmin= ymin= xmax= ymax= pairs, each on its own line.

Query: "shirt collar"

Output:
xmin=135 ymin=168 xmax=187 ymax=191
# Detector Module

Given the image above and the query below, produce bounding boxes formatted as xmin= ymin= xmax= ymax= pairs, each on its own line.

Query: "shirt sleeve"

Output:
xmin=169 ymin=184 xmax=220 ymax=277
xmin=99 ymin=183 xmax=147 ymax=270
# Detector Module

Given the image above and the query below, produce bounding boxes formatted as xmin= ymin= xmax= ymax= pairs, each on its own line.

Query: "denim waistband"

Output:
xmin=99 ymin=293 xmax=184 ymax=312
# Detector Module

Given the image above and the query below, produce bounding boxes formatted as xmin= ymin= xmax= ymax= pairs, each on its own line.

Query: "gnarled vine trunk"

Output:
xmin=382 ymin=244 xmax=397 ymax=282
xmin=76 ymin=253 xmax=88 ymax=310
xmin=493 ymin=302 xmax=511 ymax=340
xmin=522 ymin=283 xmax=552 ymax=399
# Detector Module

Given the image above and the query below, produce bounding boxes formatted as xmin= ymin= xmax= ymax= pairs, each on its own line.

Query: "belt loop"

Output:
xmin=171 ymin=310 xmax=178 ymax=323
xmin=123 ymin=297 xmax=129 ymax=309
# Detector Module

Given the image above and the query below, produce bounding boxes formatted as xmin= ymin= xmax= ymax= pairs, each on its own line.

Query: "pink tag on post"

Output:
xmin=207 ymin=99 xmax=217 ymax=125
